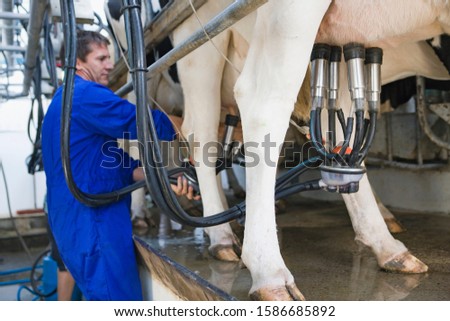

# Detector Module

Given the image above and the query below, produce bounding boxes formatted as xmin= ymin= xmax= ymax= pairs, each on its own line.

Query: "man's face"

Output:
xmin=76 ymin=43 xmax=113 ymax=86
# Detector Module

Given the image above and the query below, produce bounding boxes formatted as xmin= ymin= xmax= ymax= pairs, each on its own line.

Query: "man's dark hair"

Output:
xmin=60 ymin=29 xmax=111 ymax=66
xmin=76 ymin=30 xmax=110 ymax=61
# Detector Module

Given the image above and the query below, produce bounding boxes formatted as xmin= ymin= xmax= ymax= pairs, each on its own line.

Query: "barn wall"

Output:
xmin=0 ymin=97 xmax=47 ymax=219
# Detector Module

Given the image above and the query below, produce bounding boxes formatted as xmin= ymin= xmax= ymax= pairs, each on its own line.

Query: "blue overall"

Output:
xmin=42 ymin=75 xmax=175 ymax=300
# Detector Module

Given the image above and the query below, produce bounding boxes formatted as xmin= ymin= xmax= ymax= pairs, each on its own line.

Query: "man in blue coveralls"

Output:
xmin=42 ymin=30 xmax=196 ymax=300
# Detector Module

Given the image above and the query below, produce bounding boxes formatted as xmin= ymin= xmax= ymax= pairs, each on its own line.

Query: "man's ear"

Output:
xmin=75 ymin=58 xmax=83 ymax=70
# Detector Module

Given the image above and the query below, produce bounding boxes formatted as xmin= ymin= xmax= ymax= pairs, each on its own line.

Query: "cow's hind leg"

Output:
xmin=343 ymin=176 xmax=428 ymax=273
xmin=235 ymin=0 xmax=331 ymax=300
xmin=375 ymin=193 xmax=406 ymax=233
xmin=334 ymin=61 xmax=423 ymax=272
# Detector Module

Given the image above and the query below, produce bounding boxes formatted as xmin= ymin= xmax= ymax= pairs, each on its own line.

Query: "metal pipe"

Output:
xmin=0 ymin=45 xmax=25 ymax=52
xmin=310 ymin=43 xmax=330 ymax=109
xmin=116 ymin=0 xmax=269 ymax=97
xmin=222 ymin=115 xmax=239 ymax=158
xmin=354 ymin=47 xmax=383 ymax=164
xmin=328 ymin=46 xmax=342 ymax=148
xmin=2 ymin=0 xmax=14 ymax=39
xmin=328 ymin=46 xmax=341 ymax=102
xmin=366 ymin=157 xmax=445 ymax=171
xmin=0 ymin=12 xmax=29 ymax=20
xmin=365 ymin=47 xmax=382 ymax=107
xmin=0 ymin=24 xmax=24 ymax=30
xmin=344 ymin=43 xmax=365 ymax=108
xmin=22 ymin=0 xmax=49 ymax=96
xmin=2 ymin=0 xmax=14 ymax=67
xmin=341 ymin=43 xmax=364 ymax=166
xmin=0 ymin=82 xmax=24 ymax=86
xmin=416 ymin=76 xmax=450 ymax=151
xmin=415 ymin=77 xmax=425 ymax=165
xmin=386 ymin=113 xmax=394 ymax=162
xmin=309 ymin=44 xmax=330 ymax=159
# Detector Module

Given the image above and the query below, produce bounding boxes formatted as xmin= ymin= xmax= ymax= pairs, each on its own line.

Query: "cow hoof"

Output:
xmin=209 ymin=244 xmax=240 ymax=262
xmin=384 ymin=218 xmax=406 ymax=234
xmin=250 ymin=284 xmax=305 ymax=301
xmin=275 ymin=199 xmax=288 ymax=215
xmin=382 ymin=252 xmax=428 ymax=274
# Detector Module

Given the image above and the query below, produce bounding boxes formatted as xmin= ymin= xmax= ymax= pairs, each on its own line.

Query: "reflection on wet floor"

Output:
xmin=139 ymin=228 xmax=251 ymax=300
xmin=137 ymin=196 xmax=450 ymax=301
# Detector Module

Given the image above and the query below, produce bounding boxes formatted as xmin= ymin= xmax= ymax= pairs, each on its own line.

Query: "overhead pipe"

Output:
xmin=22 ymin=0 xmax=48 ymax=96
xmin=0 ymin=11 xmax=29 ymax=20
xmin=116 ymin=0 xmax=269 ymax=97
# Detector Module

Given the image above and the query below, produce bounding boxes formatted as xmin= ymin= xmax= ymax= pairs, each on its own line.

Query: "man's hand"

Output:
xmin=171 ymin=176 xmax=201 ymax=201
xmin=133 ymin=168 xmax=200 ymax=200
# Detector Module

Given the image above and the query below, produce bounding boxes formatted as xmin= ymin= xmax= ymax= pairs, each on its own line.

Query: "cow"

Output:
xmin=106 ymin=0 xmax=449 ymax=300
xmin=104 ymin=0 xmax=418 ymax=234
xmin=169 ymin=0 xmax=449 ymax=300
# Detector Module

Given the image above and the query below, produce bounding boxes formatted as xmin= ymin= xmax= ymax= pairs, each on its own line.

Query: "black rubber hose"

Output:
xmin=275 ymin=156 xmax=322 ymax=190
xmin=310 ymin=109 xmax=330 ymax=159
xmin=349 ymin=110 xmax=365 ymax=166
xmin=339 ymin=117 xmax=354 ymax=158
xmin=315 ymin=107 xmax=324 ymax=150
xmin=358 ymin=111 xmax=377 ymax=164
xmin=59 ymin=0 xmax=145 ymax=207
xmin=275 ymin=179 xmax=322 ymax=200
xmin=336 ymin=109 xmax=347 ymax=135
xmin=328 ymin=104 xmax=337 ymax=148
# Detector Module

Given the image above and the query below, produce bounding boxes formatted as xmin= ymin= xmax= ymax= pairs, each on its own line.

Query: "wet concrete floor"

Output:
xmin=139 ymin=195 xmax=450 ymax=301
xmin=1 ymin=195 xmax=449 ymax=301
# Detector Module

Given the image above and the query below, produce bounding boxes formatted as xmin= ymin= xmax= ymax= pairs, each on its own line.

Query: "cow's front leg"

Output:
xmin=182 ymin=89 xmax=242 ymax=262
xmin=235 ymin=0 xmax=331 ymax=300
xmin=239 ymin=104 xmax=304 ymax=300
xmin=175 ymin=26 xmax=241 ymax=261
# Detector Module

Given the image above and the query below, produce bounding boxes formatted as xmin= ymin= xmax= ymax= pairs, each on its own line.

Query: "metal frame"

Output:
xmin=366 ymin=76 xmax=450 ymax=170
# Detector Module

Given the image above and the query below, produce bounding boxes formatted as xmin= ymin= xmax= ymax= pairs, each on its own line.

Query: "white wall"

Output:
xmin=0 ymin=1 xmax=108 ymax=220
xmin=0 ymin=96 xmax=47 ymax=219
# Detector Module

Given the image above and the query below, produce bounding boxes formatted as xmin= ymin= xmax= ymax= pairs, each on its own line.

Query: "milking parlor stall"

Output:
xmin=1 ymin=0 xmax=450 ymax=304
